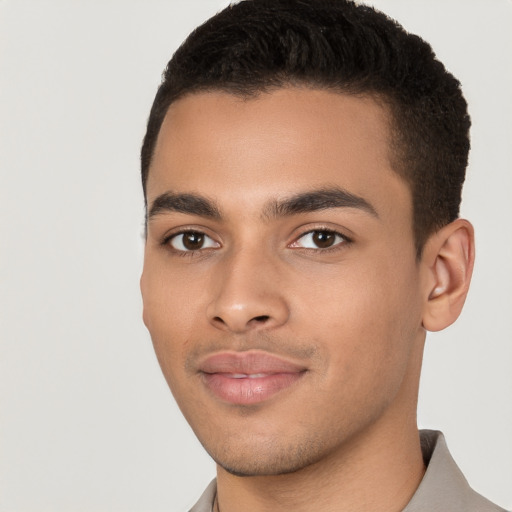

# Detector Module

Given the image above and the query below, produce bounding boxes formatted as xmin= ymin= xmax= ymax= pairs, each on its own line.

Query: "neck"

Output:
xmin=216 ymin=424 xmax=425 ymax=512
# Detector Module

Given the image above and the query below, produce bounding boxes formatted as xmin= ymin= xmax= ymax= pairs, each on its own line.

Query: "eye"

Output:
xmin=290 ymin=229 xmax=347 ymax=250
xmin=168 ymin=231 xmax=219 ymax=252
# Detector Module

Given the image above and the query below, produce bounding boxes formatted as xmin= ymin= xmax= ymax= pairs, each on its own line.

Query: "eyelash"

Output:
xmin=161 ymin=227 xmax=352 ymax=255
xmin=290 ymin=227 xmax=352 ymax=253
xmin=161 ymin=229 xmax=218 ymax=257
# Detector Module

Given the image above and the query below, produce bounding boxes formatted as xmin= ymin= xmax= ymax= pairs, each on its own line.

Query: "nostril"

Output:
xmin=253 ymin=315 xmax=270 ymax=323
xmin=209 ymin=313 xmax=274 ymax=331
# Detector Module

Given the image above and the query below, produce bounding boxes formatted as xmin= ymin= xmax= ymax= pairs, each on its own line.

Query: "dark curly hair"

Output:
xmin=141 ymin=0 xmax=470 ymax=256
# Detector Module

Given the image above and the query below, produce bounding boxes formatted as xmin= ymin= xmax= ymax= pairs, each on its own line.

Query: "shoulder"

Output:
xmin=403 ymin=430 xmax=508 ymax=512
xmin=188 ymin=479 xmax=216 ymax=512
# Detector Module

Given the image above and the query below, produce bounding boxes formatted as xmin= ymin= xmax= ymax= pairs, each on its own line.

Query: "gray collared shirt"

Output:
xmin=189 ymin=430 xmax=507 ymax=511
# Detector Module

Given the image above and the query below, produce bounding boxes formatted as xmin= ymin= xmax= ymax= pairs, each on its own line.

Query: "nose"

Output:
xmin=206 ymin=249 xmax=290 ymax=333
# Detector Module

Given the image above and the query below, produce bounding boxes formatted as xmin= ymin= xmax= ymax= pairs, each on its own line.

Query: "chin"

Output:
xmin=216 ymin=456 xmax=315 ymax=478
xmin=206 ymin=436 xmax=330 ymax=477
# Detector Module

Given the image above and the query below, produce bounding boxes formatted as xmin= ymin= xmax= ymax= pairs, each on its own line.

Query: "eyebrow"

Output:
xmin=263 ymin=187 xmax=378 ymax=219
xmin=148 ymin=192 xmax=222 ymax=220
xmin=147 ymin=187 xmax=378 ymax=222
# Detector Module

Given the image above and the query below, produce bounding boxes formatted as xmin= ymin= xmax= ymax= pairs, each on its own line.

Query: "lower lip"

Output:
xmin=202 ymin=372 xmax=305 ymax=405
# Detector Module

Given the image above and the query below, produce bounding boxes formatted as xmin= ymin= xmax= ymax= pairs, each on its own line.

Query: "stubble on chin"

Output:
xmin=202 ymin=424 xmax=342 ymax=478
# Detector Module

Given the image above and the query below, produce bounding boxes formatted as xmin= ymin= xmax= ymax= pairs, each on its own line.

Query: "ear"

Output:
xmin=421 ymin=219 xmax=475 ymax=332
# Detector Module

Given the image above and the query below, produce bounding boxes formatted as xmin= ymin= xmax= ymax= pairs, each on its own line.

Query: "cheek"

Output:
xmin=298 ymin=258 xmax=421 ymax=387
xmin=142 ymin=255 xmax=206 ymax=328
xmin=141 ymin=262 xmax=204 ymax=379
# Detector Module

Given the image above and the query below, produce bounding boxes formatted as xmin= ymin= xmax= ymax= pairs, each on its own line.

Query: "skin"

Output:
xmin=141 ymin=87 xmax=474 ymax=512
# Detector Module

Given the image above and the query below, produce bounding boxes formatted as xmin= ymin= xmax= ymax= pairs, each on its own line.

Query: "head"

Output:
xmin=141 ymin=0 xmax=471 ymax=257
xmin=140 ymin=0 xmax=474 ymax=478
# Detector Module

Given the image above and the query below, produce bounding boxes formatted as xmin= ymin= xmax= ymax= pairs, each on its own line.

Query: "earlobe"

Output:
xmin=421 ymin=219 xmax=475 ymax=332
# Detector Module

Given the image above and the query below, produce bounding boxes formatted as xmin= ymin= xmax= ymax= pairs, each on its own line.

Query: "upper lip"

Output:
xmin=199 ymin=350 xmax=307 ymax=375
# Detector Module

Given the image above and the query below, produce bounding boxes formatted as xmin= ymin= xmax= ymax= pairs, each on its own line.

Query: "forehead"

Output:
xmin=147 ymin=87 xmax=410 ymax=219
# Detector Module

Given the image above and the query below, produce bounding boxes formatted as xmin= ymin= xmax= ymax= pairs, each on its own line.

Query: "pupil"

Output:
xmin=312 ymin=231 xmax=335 ymax=248
xmin=183 ymin=232 xmax=204 ymax=250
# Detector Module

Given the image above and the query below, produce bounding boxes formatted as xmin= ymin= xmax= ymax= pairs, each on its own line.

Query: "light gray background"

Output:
xmin=1 ymin=1 xmax=511 ymax=510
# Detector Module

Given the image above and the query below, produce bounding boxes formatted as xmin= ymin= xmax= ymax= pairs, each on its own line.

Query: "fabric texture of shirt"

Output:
xmin=189 ymin=430 xmax=507 ymax=512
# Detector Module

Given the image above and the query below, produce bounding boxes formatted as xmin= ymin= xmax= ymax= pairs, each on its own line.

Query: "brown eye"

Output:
xmin=312 ymin=231 xmax=336 ymax=248
xmin=290 ymin=229 xmax=346 ymax=250
xmin=169 ymin=231 xmax=219 ymax=252
xmin=183 ymin=232 xmax=204 ymax=250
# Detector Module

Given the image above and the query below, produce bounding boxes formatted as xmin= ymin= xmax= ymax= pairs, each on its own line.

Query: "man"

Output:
xmin=139 ymin=1 xmax=507 ymax=510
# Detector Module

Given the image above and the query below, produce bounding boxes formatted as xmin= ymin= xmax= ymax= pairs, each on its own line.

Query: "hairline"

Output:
xmin=144 ymin=81 xmax=403 ymax=195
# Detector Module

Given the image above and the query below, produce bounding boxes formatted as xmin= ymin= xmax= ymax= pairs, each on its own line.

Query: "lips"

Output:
xmin=199 ymin=351 xmax=307 ymax=405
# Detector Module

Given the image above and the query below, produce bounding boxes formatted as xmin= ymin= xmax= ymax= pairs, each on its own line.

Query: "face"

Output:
xmin=141 ymin=88 xmax=427 ymax=476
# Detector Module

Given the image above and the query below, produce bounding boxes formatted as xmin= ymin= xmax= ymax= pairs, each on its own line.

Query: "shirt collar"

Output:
xmin=189 ymin=430 xmax=503 ymax=512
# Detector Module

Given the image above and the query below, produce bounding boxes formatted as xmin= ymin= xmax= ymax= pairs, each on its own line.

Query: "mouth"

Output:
xmin=199 ymin=350 xmax=307 ymax=405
